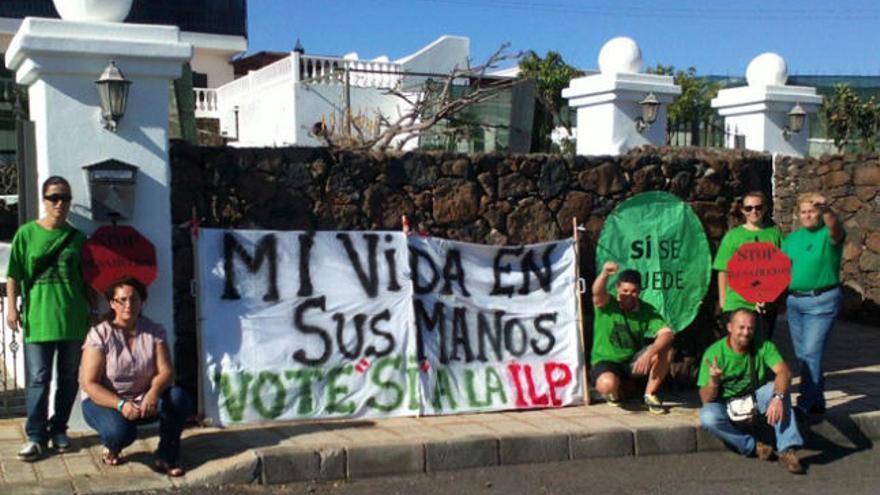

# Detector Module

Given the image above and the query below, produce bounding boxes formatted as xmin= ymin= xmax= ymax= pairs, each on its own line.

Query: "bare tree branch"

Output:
xmin=312 ymin=43 xmax=524 ymax=151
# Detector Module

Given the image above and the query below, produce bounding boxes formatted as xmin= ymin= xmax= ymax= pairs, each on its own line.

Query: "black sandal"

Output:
xmin=101 ymin=448 xmax=121 ymax=466
xmin=155 ymin=458 xmax=185 ymax=477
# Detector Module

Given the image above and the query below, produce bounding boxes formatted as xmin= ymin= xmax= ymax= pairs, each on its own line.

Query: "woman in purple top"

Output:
xmin=80 ymin=276 xmax=193 ymax=476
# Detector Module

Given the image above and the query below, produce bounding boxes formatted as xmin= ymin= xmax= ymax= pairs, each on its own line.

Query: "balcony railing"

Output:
xmin=195 ymin=52 xmax=407 ymax=127
xmin=193 ymin=88 xmax=219 ymax=119
xmin=298 ymin=54 xmax=403 ymax=89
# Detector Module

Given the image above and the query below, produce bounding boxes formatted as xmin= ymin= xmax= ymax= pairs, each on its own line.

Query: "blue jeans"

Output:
xmin=82 ymin=387 xmax=194 ymax=464
xmin=787 ymin=286 xmax=841 ymax=412
xmin=24 ymin=340 xmax=83 ymax=445
xmin=700 ymin=382 xmax=803 ymax=455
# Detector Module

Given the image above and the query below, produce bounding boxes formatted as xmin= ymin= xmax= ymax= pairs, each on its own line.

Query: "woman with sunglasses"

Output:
xmin=712 ymin=191 xmax=783 ymax=340
xmin=782 ymin=193 xmax=844 ymax=416
xmin=5 ymin=176 xmax=91 ymax=461
xmin=80 ymin=276 xmax=193 ymax=476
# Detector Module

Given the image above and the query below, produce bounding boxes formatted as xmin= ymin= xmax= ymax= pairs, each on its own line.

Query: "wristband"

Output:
xmin=772 ymin=393 xmax=785 ymax=401
xmin=117 ymin=399 xmax=126 ymax=412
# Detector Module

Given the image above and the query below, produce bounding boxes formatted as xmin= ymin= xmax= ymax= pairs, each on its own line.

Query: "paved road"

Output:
xmin=117 ymin=444 xmax=879 ymax=495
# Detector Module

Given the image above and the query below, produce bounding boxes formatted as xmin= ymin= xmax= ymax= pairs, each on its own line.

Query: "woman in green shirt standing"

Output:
xmin=712 ymin=191 xmax=783 ymax=340
xmin=5 ymin=176 xmax=91 ymax=461
xmin=782 ymin=192 xmax=844 ymax=415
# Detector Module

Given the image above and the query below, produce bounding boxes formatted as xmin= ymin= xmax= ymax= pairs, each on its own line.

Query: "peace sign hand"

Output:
xmin=708 ymin=356 xmax=723 ymax=385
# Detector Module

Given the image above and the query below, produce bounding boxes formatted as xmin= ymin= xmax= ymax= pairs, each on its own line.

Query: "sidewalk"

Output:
xmin=1 ymin=319 xmax=878 ymax=494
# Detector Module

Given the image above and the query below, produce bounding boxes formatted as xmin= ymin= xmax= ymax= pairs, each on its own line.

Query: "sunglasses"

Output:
xmin=742 ymin=204 xmax=763 ymax=212
xmin=112 ymin=296 xmax=140 ymax=306
xmin=44 ymin=194 xmax=72 ymax=204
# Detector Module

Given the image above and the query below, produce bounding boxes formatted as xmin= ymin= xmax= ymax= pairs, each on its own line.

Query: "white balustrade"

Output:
xmin=298 ymin=54 xmax=403 ymax=88
xmin=193 ymin=87 xmax=219 ymax=118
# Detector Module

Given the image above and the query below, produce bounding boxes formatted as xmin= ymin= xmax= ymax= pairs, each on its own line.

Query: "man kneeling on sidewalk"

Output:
xmin=590 ymin=261 xmax=674 ymax=414
xmin=698 ymin=308 xmax=805 ymax=474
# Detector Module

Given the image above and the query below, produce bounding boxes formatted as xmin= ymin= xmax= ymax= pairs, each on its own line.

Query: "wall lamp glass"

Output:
xmin=636 ymin=92 xmax=660 ymax=133
xmin=95 ymin=61 xmax=132 ymax=132
xmin=783 ymin=102 xmax=806 ymax=141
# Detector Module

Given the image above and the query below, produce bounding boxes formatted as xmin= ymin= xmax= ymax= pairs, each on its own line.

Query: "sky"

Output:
xmin=246 ymin=0 xmax=880 ymax=77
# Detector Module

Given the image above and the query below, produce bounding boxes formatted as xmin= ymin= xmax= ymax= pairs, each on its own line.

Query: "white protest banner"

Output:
xmin=410 ymin=237 xmax=583 ymax=414
xmin=197 ymin=229 xmax=584 ymax=425
xmin=197 ymin=229 xmax=417 ymax=424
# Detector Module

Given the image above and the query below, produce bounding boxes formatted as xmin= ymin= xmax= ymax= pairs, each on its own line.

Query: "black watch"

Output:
xmin=772 ymin=393 xmax=785 ymax=401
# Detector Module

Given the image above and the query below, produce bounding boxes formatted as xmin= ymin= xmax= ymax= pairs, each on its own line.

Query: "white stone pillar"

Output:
xmin=711 ymin=53 xmax=823 ymax=158
xmin=5 ymin=18 xmax=192 ymax=347
xmin=562 ymin=37 xmax=680 ymax=156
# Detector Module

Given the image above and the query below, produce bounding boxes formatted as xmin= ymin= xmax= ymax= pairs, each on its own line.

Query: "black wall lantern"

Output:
xmin=95 ymin=61 xmax=132 ymax=132
xmin=783 ymin=102 xmax=806 ymax=141
xmin=635 ymin=92 xmax=660 ymax=133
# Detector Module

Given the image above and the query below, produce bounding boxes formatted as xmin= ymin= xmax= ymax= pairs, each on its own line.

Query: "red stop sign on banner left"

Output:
xmin=726 ymin=242 xmax=791 ymax=304
xmin=81 ymin=226 xmax=158 ymax=294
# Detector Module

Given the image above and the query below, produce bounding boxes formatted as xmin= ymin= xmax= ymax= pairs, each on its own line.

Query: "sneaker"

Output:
xmin=755 ymin=441 xmax=774 ymax=461
xmin=644 ymin=394 xmax=666 ymax=415
xmin=51 ymin=433 xmax=72 ymax=453
xmin=17 ymin=441 xmax=45 ymax=462
xmin=777 ymin=449 xmax=805 ymax=474
xmin=603 ymin=393 xmax=621 ymax=407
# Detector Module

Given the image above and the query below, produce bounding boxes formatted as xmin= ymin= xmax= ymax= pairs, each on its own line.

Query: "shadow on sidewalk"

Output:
xmin=798 ymin=412 xmax=874 ymax=471
xmin=66 ymin=419 xmax=377 ymax=472
xmin=179 ymin=419 xmax=376 ymax=471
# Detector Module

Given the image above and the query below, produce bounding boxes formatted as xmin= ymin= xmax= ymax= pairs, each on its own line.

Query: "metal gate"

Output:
xmin=0 ymin=78 xmax=31 ymax=417
xmin=666 ymin=116 xmax=744 ymax=149
xmin=0 ymin=285 xmax=24 ymax=417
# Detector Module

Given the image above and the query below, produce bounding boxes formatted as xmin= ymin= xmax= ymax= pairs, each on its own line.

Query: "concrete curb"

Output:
xmin=188 ymin=409 xmax=880 ymax=487
xmin=851 ymin=411 xmax=880 ymax=440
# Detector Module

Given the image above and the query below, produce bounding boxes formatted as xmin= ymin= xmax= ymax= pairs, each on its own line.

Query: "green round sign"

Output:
xmin=596 ymin=191 xmax=711 ymax=332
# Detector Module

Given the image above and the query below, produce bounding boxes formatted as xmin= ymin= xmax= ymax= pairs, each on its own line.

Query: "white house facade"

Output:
xmin=201 ymin=35 xmax=473 ymax=149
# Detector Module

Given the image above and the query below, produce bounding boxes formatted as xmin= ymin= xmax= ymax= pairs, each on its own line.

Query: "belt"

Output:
xmin=789 ymin=285 xmax=838 ymax=297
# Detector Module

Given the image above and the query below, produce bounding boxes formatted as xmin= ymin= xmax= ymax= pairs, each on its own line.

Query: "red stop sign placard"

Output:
xmin=81 ymin=226 xmax=158 ymax=294
xmin=726 ymin=242 xmax=791 ymax=303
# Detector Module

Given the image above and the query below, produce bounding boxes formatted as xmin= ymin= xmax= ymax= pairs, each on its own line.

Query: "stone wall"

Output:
xmin=775 ymin=154 xmax=880 ymax=320
xmin=169 ymin=141 xmax=774 ymax=387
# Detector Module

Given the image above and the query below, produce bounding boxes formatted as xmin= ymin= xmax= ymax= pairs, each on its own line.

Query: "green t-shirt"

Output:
xmin=697 ymin=337 xmax=783 ymax=400
xmin=6 ymin=221 xmax=90 ymax=343
xmin=782 ymin=226 xmax=843 ymax=291
xmin=591 ymin=298 xmax=668 ymax=364
xmin=712 ymin=225 xmax=783 ymax=311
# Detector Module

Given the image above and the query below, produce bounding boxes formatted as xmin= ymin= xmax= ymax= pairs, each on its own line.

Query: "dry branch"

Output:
xmin=312 ymin=43 xmax=524 ymax=151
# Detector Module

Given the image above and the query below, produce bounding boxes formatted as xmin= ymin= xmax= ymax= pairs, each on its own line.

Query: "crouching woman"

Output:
xmin=80 ymin=276 xmax=193 ymax=476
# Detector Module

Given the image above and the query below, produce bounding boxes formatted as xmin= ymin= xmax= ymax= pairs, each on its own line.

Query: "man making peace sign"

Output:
xmin=698 ymin=308 xmax=804 ymax=474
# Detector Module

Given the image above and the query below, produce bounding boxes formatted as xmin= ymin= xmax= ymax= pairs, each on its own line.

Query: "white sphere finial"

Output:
xmin=598 ymin=37 xmax=642 ymax=74
xmin=746 ymin=52 xmax=788 ymax=87
xmin=53 ymin=0 xmax=133 ymax=23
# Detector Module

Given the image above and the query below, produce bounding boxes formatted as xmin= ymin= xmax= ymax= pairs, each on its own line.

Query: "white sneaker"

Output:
xmin=17 ymin=441 xmax=44 ymax=462
xmin=51 ymin=433 xmax=72 ymax=453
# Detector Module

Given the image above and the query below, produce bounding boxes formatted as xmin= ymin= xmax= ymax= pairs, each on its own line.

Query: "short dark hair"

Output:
xmin=617 ymin=269 xmax=642 ymax=288
xmin=729 ymin=308 xmax=756 ymax=323
xmin=42 ymin=175 xmax=70 ymax=196
xmin=742 ymin=190 xmax=767 ymax=205
xmin=104 ymin=276 xmax=148 ymax=303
